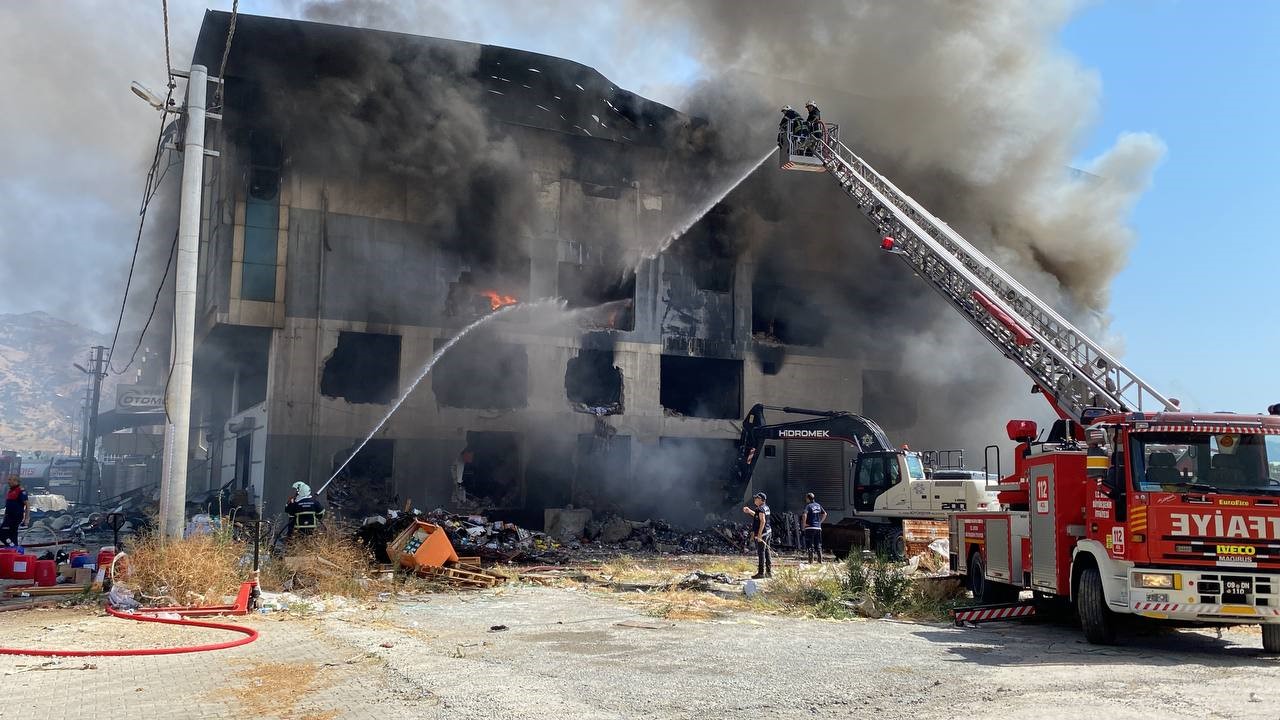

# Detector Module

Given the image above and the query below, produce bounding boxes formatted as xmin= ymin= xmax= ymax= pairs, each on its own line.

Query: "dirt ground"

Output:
xmin=1 ymin=580 xmax=1278 ymax=719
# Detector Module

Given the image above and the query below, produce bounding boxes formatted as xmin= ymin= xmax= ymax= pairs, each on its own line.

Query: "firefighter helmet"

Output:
xmin=780 ymin=105 xmax=793 ymax=112
xmin=805 ymin=100 xmax=817 ymax=108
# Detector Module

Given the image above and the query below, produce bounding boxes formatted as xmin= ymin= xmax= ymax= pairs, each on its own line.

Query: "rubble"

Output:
xmin=352 ymin=506 xmax=755 ymax=568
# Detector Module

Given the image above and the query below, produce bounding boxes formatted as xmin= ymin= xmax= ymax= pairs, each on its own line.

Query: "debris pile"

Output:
xmin=354 ymin=508 xmax=753 ymax=565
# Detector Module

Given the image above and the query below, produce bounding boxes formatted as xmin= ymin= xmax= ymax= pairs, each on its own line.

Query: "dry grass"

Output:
xmin=227 ymin=661 xmax=319 ymax=718
xmin=595 ymin=554 xmax=756 ymax=586
xmin=124 ymin=531 xmax=247 ymax=606
xmin=627 ymin=589 xmax=753 ymax=620
xmin=259 ymin=523 xmax=381 ymax=598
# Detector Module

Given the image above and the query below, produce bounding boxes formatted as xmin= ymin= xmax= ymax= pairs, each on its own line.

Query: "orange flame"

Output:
xmin=480 ymin=290 xmax=518 ymax=311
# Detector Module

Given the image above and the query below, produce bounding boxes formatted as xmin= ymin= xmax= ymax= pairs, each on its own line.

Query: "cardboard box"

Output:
xmin=58 ymin=562 xmax=73 ymax=580
xmin=73 ymin=567 xmax=93 ymax=585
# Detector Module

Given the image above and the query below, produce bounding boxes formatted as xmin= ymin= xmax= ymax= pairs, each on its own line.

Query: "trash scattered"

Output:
xmin=489 ymin=625 xmax=508 ymax=632
xmin=742 ymin=579 xmax=761 ymax=598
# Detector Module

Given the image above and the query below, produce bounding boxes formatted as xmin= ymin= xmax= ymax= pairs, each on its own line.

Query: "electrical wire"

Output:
xmin=213 ymin=0 xmax=238 ymax=107
xmin=112 ymin=230 xmax=178 ymax=376
xmin=105 ymin=0 xmax=180 ymax=375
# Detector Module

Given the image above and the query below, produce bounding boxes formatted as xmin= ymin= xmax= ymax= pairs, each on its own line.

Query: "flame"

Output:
xmin=480 ymin=290 xmax=519 ymax=311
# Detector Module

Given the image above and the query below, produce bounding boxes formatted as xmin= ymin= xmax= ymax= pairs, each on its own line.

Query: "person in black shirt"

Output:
xmin=803 ymin=101 xmax=823 ymax=153
xmin=284 ymin=482 xmax=325 ymax=540
xmin=802 ymin=492 xmax=828 ymax=563
xmin=742 ymin=492 xmax=772 ymax=579
xmin=2 ymin=475 xmax=28 ymax=546
xmin=778 ymin=105 xmax=803 ymax=150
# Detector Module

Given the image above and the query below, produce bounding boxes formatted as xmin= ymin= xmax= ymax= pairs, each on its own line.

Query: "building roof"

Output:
xmin=193 ymin=11 xmax=689 ymax=147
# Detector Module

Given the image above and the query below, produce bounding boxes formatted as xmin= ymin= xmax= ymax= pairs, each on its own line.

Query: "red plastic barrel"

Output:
xmin=34 ymin=560 xmax=57 ymax=587
xmin=0 ymin=551 xmax=15 ymax=580
xmin=97 ymin=549 xmax=115 ymax=577
xmin=9 ymin=555 xmax=35 ymax=581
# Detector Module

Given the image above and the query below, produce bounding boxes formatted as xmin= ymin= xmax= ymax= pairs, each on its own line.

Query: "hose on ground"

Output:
xmin=0 ymin=604 xmax=258 ymax=657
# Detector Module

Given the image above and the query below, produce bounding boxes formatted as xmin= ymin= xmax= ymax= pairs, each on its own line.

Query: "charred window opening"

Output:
xmin=445 ymin=258 xmax=531 ymax=318
xmin=667 ymin=205 xmax=736 ymax=293
xmin=565 ymin=349 xmax=623 ymax=414
xmin=862 ymin=370 xmax=918 ymax=431
xmin=461 ymin=432 xmax=523 ymax=508
xmin=320 ymin=332 xmax=401 ymax=404
xmin=329 ymin=438 xmax=395 ymax=518
xmin=432 ymin=337 xmax=528 ymax=410
xmin=753 ymin=344 xmax=785 ymax=376
xmin=752 ymin=283 xmax=827 ymax=347
xmin=660 ymin=356 xmax=742 ymax=419
xmin=557 ymin=262 xmax=635 ymax=330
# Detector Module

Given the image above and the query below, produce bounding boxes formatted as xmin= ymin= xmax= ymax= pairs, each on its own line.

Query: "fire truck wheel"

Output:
xmin=969 ymin=551 xmax=1017 ymax=604
xmin=1263 ymin=624 xmax=1280 ymax=654
xmin=1077 ymin=566 xmax=1116 ymax=645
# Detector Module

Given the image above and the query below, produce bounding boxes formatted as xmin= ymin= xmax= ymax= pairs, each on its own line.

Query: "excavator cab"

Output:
xmin=779 ymin=119 xmax=838 ymax=172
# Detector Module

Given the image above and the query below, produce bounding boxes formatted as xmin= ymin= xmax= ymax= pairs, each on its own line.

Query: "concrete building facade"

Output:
xmin=184 ymin=12 xmax=926 ymax=526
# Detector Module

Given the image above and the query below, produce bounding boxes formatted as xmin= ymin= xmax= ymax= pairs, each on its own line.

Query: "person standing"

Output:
xmin=742 ymin=491 xmax=772 ymax=579
xmin=2 ymin=475 xmax=29 ymax=547
xmin=284 ymin=481 xmax=325 ymax=540
xmin=802 ymin=492 xmax=828 ymax=563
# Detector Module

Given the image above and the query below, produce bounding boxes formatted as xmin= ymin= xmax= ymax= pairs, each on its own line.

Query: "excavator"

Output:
xmin=730 ymin=403 xmax=999 ymax=557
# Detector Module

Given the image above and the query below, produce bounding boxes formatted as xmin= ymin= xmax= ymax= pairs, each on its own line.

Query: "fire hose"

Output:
xmin=0 ymin=543 xmax=264 ymax=657
xmin=0 ymin=605 xmax=259 ymax=657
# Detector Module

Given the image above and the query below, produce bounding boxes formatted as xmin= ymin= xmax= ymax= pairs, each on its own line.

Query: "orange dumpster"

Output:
xmin=388 ymin=521 xmax=459 ymax=570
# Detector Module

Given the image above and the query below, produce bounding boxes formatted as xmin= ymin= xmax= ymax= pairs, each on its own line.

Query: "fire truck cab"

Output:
xmin=952 ymin=412 xmax=1280 ymax=650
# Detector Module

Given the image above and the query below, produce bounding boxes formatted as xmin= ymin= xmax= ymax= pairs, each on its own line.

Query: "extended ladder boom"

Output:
xmin=786 ymin=123 xmax=1175 ymax=423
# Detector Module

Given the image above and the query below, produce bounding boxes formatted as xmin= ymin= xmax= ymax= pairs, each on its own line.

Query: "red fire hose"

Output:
xmin=0 ymin=605 xmax=258 ymax=657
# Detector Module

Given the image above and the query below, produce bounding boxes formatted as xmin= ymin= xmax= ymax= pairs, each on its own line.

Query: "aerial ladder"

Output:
xmin=778 ymin=121 xmax=1178 ymax=425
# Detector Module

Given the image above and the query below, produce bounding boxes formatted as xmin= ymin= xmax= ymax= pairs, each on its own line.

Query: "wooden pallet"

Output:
xmin=4 ymin=584 xmax=92 ymax=597
xmin=418 ymin=562 xmax=504 ymax=588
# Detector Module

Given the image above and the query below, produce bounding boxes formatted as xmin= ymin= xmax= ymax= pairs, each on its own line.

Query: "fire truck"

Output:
xmin=780 ymin=120 xmax=1280 ymax=650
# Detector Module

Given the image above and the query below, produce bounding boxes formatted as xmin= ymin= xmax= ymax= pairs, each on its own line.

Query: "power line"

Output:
xmin=161 ymin=0 xmax=172 ymax=79
xmin=113 ymin=230 xmax=179 ymax=377
xmin=214 ymin=0 xmax=239 ymax=106
xmin=106 ymin=0 xmax=181 ymax=374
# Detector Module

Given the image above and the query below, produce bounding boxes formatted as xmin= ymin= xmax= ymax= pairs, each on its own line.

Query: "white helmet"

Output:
xmin=805 ymin=100 xmax=817 ymax=108
xmin=781 ymin=105 xmax=793 ymax=112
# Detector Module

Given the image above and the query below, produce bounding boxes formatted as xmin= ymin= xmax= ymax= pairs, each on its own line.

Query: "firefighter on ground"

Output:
xmin=284 ymin=481 xmax=325 ymax=539
xmin=2 ymin=475 xmax=28 ymax=547
xmin=802 ymin=492 xmax=828 ymax=563
xmin=778 ymin=105 xmax=803 ymax=150
xmin=742 ymin=491 xmax=772 ymax=579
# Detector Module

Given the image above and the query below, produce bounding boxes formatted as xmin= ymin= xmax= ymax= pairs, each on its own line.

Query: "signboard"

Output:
xmin=117 ymin=385 xmax=165 ymax=413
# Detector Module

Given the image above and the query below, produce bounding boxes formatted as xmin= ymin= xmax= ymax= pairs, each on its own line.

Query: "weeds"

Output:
xmin=259 ymin=522 xmax=380 ymax=598
xmin=124 ymin=527 xmax=247 ymax=606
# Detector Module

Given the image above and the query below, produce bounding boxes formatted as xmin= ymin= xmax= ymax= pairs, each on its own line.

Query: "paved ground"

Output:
xmin=1 ymin=586 xmax=1278 ymax=719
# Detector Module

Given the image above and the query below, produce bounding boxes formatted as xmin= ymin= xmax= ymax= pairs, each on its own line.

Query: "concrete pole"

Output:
xmin=159 ymin=65 xmax=208 ymax=540
xmin=85 ymin=345 xmax=107 ymax=507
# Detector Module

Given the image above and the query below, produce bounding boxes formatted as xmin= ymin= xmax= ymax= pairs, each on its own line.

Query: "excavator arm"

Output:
xmin=728 ymin=403 xmax=895 ymax=503
xmin=780 ymin=122 xmax=1177 ymax=425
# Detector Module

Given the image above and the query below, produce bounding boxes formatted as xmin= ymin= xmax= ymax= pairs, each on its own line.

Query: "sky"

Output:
xmin=0 ymin=0 xmax=1274 ymax=415
xmin=1058 ymin=1 xmax=1280 ymax=414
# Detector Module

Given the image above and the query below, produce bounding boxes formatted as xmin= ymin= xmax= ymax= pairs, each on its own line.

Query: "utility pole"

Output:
xmin=159 ymin=65 xmax=209 ymax=540
xmin=75 ymin=346 xmax=108 ymax=506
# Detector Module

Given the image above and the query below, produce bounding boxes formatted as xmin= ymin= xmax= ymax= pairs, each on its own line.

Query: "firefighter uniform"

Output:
xmin=285 ymin=482 xmax=325 ymax=538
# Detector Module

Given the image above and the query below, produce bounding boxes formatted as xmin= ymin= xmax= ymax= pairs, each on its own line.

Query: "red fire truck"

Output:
xmin=954 ymin=413 xmax=1280 ymax=651
xmin=779 ymin=119 xmax=1280 ymax=650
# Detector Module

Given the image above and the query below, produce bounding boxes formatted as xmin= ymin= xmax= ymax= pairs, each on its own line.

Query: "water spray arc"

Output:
xmin=317 ymin=299 xmax=562 ymax=495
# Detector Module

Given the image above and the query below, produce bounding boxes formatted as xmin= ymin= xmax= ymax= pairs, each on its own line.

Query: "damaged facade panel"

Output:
xmin=564 ymin=348 xmax=623 ymax=413
xmin=660 ymin=355 xmax=742 ymax=419
xmin=320 ymin=331 xmax=402 ymax=404
xmin=432 ymin=336 xmax=529 ymax=410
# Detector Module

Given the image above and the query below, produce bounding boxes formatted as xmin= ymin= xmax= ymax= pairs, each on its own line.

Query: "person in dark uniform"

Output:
xmin=742 ymin=492 xmax=772 ymax=579
xmin=1 ymin=475 xmax=28 ymax=547
xmin=803 ymin=100 xmax=823 ymax=151
xmin=778 ymin=105 xmax=803 ymax=150
xmin=284 ymin=482 xmax=325 ymax=539
xmin=802 ymin=492 xmax=828 ymax=563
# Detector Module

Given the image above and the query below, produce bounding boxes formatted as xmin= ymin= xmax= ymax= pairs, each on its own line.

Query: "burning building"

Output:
xmin=181 ymin=11 xmax=964 ymax=526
